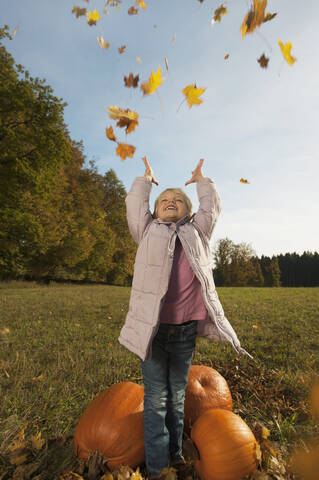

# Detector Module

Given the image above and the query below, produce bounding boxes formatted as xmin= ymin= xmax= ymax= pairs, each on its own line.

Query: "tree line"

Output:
xmin=1 ymin=26 xmax=317 ymax=287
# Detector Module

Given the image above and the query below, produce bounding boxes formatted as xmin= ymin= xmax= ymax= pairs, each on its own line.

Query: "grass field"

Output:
xmin=0 ymin=282 xmax=319 ymax=479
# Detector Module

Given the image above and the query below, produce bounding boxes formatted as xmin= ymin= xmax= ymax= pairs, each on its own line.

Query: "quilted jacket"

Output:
xmin=118 ymin=176 xmax=252 ymax=361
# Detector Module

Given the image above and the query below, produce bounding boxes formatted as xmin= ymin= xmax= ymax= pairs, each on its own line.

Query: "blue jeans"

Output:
xmin=140 ymin=320 xmax=197 ymax=475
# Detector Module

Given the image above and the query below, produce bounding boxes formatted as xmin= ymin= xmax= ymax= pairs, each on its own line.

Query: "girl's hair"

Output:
xmin=153 ymin=188 xmax=193 ymax=218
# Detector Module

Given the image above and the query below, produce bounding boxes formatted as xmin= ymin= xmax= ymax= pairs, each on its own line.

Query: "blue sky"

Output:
xmin=3 ymin=0 xmax=319 ymax=257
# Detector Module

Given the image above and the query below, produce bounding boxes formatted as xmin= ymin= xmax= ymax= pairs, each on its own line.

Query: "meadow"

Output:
xmin=0 ymin=282 xmax=318 ymax=479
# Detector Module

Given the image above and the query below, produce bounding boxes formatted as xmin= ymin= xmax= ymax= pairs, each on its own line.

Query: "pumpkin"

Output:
xmin=191 ymin=409 xmax=258 ymax=480
xmin=73 ymin=382 xmax=145 ymax=469
xmin=184 ymin=365 xmax=232 ymax=431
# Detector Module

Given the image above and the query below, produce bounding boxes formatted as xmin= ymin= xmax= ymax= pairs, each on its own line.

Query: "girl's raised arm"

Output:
xmin=142 ymin=156 xmax=159 ymax=186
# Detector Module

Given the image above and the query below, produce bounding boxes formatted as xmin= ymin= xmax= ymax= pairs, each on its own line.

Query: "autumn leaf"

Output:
xmin=124 ymin=73 xmax=139 ymax=87
xmin=118 ymin=45 xmax=126 ymax=54
xmin=165 ymin=56 xmax=169 ymax=71
xmin=106 ymin=126 xmax=117 ymax=142
xmin=116 ymin=143 xmax=136 ymax=161
xmin=258 ymin=53 xmax=269 ymax=68
xmin=107 ymin=106 xmax=139 ymax=122
xmin=30 ymin=432 xmax=46 ymax=451
xmin=13 ymin=25 xmax=19 ymax=35
xmin=278 ymin=40 xmax=296 ymax=65
xmin=212 ymin=3 xmax=228 ymax=23
xmin=136 ymin=0 xmax=146 ymax=9
xmin=72 ymin=6 xmax=87 ymax=18
xmin=116 ymin=117 xmax=138 ymax=134
xmin=136 ymin=56 xmax=142 ymax=63
xmin=240 ymin=0 xmax=266 ymax=37
xmin=141 ymin=66 xmax=164 ymax=95
xmin=263 ymin=12 xmax=277 ymax=23
xmin=240 ymin=178 xmax=249 ymax=183
xmin=97 ymin=36 xmax=110 ymax=49
xmin=128 ymin=6 xmax=138 ymax=15
xmin=224 ymin=53 xmax=229 ymax=59
xmin=87 ymin=9 xmax=100 ymax=25
xmin=182 ymin=84 xmax=206 ymax=108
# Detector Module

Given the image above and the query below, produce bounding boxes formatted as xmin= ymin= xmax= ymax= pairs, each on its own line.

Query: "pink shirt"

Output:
xmin=160 ymin=236 xmax=207 ymax=324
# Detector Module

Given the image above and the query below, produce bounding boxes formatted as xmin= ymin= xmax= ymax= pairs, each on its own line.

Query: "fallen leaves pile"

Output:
xmin=67 ymin=0 xmax=297 ymax=164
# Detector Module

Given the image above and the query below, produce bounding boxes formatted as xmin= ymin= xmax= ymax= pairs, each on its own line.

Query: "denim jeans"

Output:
xmin=140 ymin=320 xmax=197 ymax=475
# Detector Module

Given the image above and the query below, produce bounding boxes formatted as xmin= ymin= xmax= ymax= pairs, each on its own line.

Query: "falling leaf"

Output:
xmin=165 ymin=56 xmax=169 ymax=71
xmin=240 ymin=0 xmax=267 ymax=37
xmin=224 ymin=53 xmax=229 ymax=59
xmin=87 ymin=9 xmax=100 ymax=25
xmin=106 ymin=0 xmax=122 ymax=6
xmin=136 ymin=0 xmax=146 ymax=9
xmin=117 ymin=117 xmax=138 ymax=134
xmin=106 ymin=126 xmax=117 ymax=142
xmin=278 ymin=39 xmax=296 ymax=65
xmin=30 ymin=432 xmax=46 ymax=451
xmin=258 ymin=53 xmax=269 ymax=68
xmin=118 ymin=45 xmax=126 ymax=53
xmin=212 ymin=3 xmax=228 ymax=23
xmin=116 ymin=143 xmax=136 ymax=161
xmin=182 ymin=84 xmax=206 ymax=108
xmin=141 ymin=66 xmax=164 ymax=95
xmin=240 ymin=178 xmax=249 ymax=183
xmin=97 ymin=36 xmax=110 ymax=49
xmin=136 ymin=56 xmax=142 ymax=63
xmin=263 ymin=12 xmax=277 ymax=23
xmin=13 ymin=25 xmax=18 ymax=35
xmin=128 ymin=6 xmax=138 ymax=15
xmin=72 ymin=6 xmax=87 ymax=18
xmin=124 ymin=73 xmax=139 ymax=87
xmin=107 ymin=106 xmax=139 ymax=122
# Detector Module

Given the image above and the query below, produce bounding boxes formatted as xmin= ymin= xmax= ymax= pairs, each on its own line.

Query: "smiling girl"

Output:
xmin=118 ymin=157 xmax=251 ymax=479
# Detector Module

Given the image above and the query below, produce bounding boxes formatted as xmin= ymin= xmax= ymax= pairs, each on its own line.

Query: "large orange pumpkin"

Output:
xmin=191 ymin=409 xmax=258 ymax=480
xmin=73 ymin=382 xmax=145 ymax=469
xmin=184 ymin=365 xmax=232 ymax=431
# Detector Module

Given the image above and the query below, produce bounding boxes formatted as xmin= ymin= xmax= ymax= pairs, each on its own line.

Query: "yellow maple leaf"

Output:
xmin=97 ymin=36 xmax=110 ymax=49
xmin=182 ymin=84 xmax=206 ymax=108
xmin=212 ymin=4 xmax=228 ymax=23
xmin=136 ymin=0 xmax=146 ymax=9
xmin=278 ymin=40 xmax=296 ymax=65
xmin=87 ymin=9 xmax=100 ymax=25
xmin=141 ymin=66 xmax=164 ymax=95
xmin=136 ymin=56 xmax=142 ymax=63
xmin=240 ymin=178 xmax=249 ymax=183
xmin=107 ymin=106 xmax=139 ymax=122
xmin=116 ymin=143 xmax=136 ymax=161
xmin=240 ymin=0 xmax=267 ymax=38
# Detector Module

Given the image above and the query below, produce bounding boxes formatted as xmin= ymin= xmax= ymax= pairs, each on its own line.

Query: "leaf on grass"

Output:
xmin=30 ymin=432 xmax=46 ymax=450
xmin=87 ymin=9 xmax=100 ymax=25
xmin=118 ymin=45 xmax=126 ymax=53
xmin=136 ymin=0 xmax=146 ymax=9
xmin=212 ymin=3 xmax=228 ymax=23
xmin=240 ymin=178 xmax=249 ymax=183
xmin=97 ymin=36 xmax=110 ymax=49
xmin=165 ymin=56 xmax=169 ymax=71
xmin=182 ymin=84 xmax=206 ymax=108
xmin=59 ymin=472 xmax=85 ymax=479
xmin=32 ymin=373 xmax=45 ymax=381
xmin=141 ymin=66 xmax=164 ymax=95
xmin=107 ymin=106 xmax=139 ymax=122
xmin=128 ymin=6 xmax=138 ymax=15
xmin=258 ymin=53 xmax=269 ymax=68
xmin=160 ymin=467 xmax=177 ymax=480
xmin=116 ymin=143 xmax=136 ymax=161
xmin=1 ymin=327 xmax=10 ymax=334
xmin=124 ymin=73 xmax=139 ymax=87
xmin=72 ymin=6 xmax=87 ymax=18
xmin=278 ymin=40 xmax=296 ymax=65
xmin=131 ymin=468 xmax=144 ymax=480
xmin=240 ymin=0 xmax=267 ymax=37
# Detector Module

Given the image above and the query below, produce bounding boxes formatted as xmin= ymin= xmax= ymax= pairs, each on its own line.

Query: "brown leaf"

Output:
xmin=72 ymin=6 xmax=87 ymax=18
xmin=116 ymin=117 xmax=138 ymax=134
xmin=258 ymin=53 xmax=269 ymax=68
xmin=118 ymin=45 xmax=126 ymax=54
xmin=128 ymin=6 xmax=138 ymax=15
xmin=224 ymin=53 xmax=229 ymax=59
xmin=116 ymin=143 xmax=136 ymax=161
xmin=165 ymin=56 xmax=169 ymax=71
xmin=240 ymin=0 xmax=267 ymax=37
xmin=106 ymin=126 xmax=117 ymax=142
xmin=124 ymin=73 xmax=139 ymax=87
xmin=263 ymin=12 xmax=277 ymax=23
xmin=12 ymin=461 xmax=41 ymax=480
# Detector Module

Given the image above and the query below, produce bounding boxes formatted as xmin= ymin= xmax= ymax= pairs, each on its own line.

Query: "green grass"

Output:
xmin=0 ymin=282 xmax=318 ymax=479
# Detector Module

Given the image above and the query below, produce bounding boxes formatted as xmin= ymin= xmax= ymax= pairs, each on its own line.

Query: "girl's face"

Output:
xmin=156 ymin=191 xmax=188 ymax=223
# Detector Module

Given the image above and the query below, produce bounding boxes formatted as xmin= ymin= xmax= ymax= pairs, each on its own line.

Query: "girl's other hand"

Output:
xmin=142 ymin=156 xmax=159 ymax=186
xmin=185 ymin=158 xmax=204 ymax=186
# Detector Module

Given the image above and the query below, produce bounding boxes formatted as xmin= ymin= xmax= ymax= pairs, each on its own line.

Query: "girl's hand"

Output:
xmin=185 ymin=158 xmax=204 ymax=186
xmin=142 ymin=156 xmax=159 ymax=186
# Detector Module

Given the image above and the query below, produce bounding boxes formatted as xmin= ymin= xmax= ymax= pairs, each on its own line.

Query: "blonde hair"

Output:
xmin=153 ymin=188 xmax=192 ymax=218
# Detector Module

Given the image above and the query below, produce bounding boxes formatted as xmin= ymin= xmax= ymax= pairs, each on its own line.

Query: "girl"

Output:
xmin=118 ymin=157 xmax=252 ymax=479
